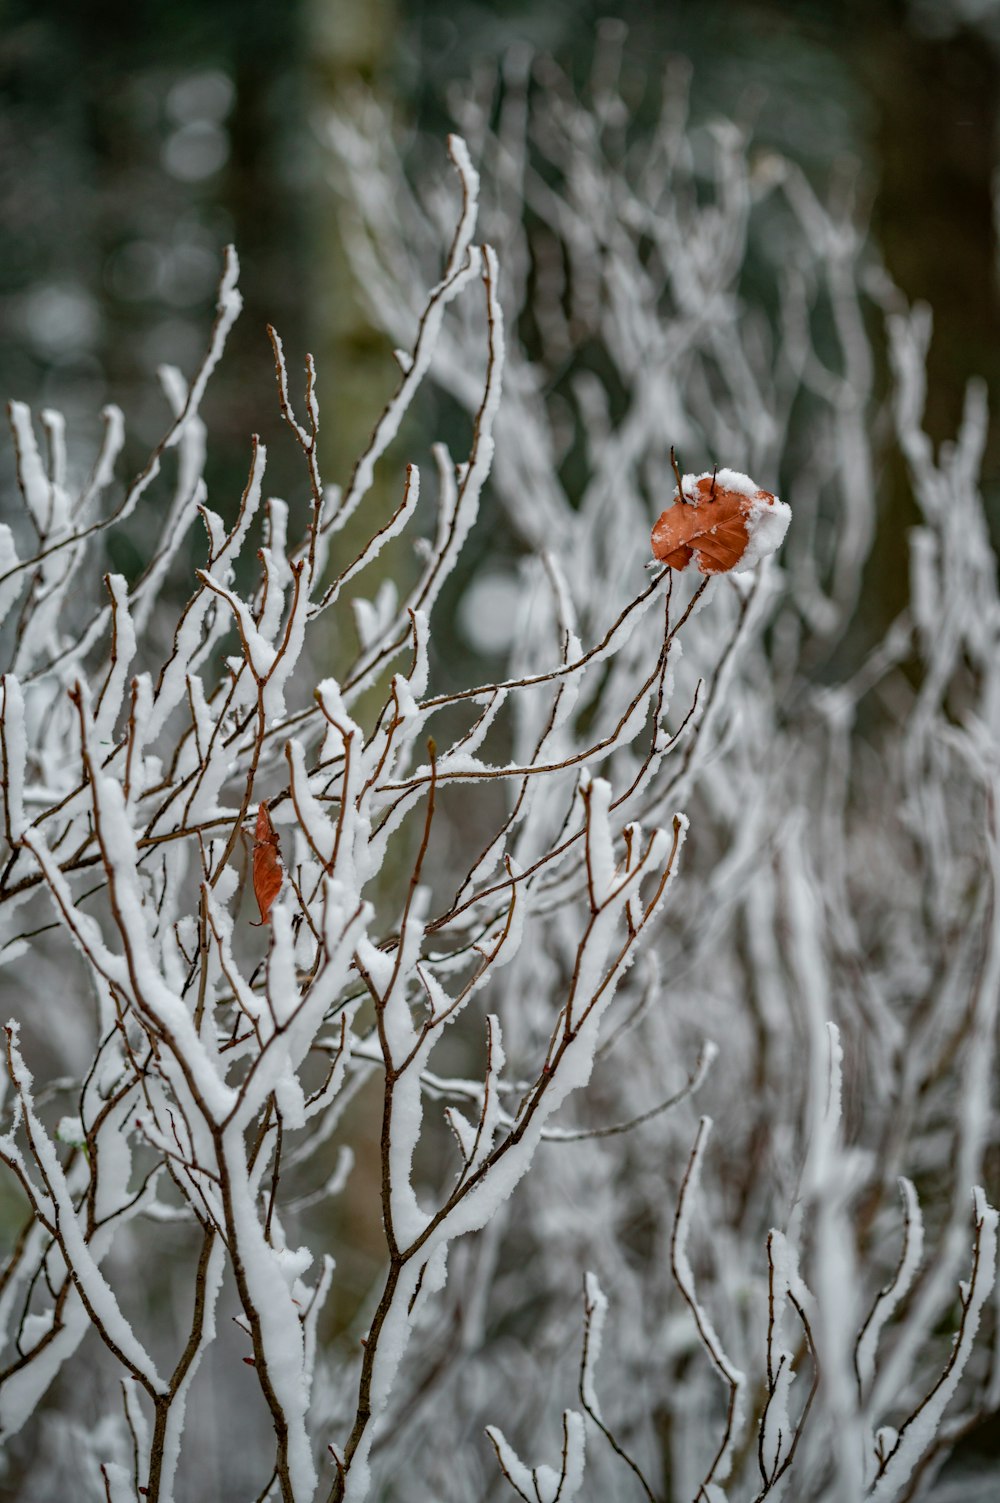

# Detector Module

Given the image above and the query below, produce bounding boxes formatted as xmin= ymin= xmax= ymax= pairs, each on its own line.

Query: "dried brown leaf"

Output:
xmin=251 ymin=801 xmax=283 ymax=926
xmin=651 ymin=474 xmax=778 ymax=575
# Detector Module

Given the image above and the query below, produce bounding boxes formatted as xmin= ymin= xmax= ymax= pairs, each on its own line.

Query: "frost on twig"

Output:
xmin=487 ymin=1411 xmax=586 ymax=1503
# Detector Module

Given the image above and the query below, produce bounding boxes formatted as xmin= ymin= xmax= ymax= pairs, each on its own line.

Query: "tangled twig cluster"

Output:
xmin=1 ymin=58 xmax=999 ymax=1503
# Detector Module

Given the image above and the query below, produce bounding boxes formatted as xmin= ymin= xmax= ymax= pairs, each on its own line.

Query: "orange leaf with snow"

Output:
xmin=651 ymin=468 xmax=790 ymax=575
xmin=251 ymin=801 xmax=284 ymax=926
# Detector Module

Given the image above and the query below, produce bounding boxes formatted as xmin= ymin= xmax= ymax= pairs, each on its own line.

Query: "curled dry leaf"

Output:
xmin=251 ymin=801 xmax=283 ymax=926
xmin=651 ymin=468 xmax=790 ymax=575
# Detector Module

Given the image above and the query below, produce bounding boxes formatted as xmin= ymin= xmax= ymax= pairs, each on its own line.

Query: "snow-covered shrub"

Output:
xmin=0 ymin=53 xmax=998 ymax=1503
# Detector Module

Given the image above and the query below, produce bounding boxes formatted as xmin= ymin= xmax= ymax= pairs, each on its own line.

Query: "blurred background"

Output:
xmin=2 ymin=0 xmax=1000 ymax=590
xmin=3 ymin=3 xmax=1000 ymax=1495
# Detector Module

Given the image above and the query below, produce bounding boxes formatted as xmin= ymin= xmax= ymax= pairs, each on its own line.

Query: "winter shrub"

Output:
xmin=0 ymin=57 xmax=998 ymax=1503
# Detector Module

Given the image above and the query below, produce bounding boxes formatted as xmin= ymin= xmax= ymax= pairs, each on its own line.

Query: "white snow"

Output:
xmin=739 ymin=490 xmax=792 ymax=571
